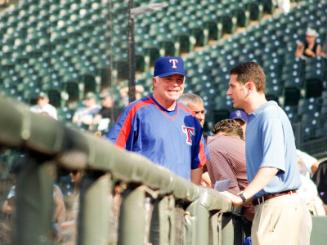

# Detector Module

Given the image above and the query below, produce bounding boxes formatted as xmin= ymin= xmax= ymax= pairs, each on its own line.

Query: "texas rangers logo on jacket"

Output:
xmin=182 ymin=126 xmax=195 ymax=145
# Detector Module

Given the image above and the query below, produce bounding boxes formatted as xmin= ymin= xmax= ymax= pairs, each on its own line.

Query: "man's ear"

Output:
xmin=153 ymin=77 xmax=157 ymax=88
xmin=246 ymin=81 xmax=256 ymax=92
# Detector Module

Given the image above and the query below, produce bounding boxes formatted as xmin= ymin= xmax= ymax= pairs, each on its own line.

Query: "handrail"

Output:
xmin=0 ymin=95 xmax=233 ymax=245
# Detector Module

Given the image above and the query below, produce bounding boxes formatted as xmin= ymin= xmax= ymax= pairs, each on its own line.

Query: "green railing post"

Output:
xmin=78 ymin=171 xmax=111 ymax=245
xmin=119 ymin=185 xmax=146 ymax=245
xmin=209 ymin=211 xmax=221 ymax=245
xmin=0 ymin=94 xmax=234 ymax=245
xmin=186 ymin=200 xmax=210 ymax=245
xmin=221 ymin=213 xmax=240 ymax=245
xmin=15 ymin=154 xmax=55 ymax=245
xmin=150 ymin=195 xmax=175 ymax=245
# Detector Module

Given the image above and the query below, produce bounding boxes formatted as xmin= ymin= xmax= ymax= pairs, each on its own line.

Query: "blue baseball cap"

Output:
xmin=230 ymin=109 xmax=248 ymax=123
xmin=154 ymin=56 xmax=185 ymax=78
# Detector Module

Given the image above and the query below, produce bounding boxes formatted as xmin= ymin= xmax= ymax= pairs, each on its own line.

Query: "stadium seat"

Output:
xmin=65 ymin=81 xmax=81 ymax=103
xmin=204 ymin=13 xmax=223 ymax=41
xmin=246 ymin=1 xmax=264 ymax=20
xmin=260 ymin=0 xmax=274 ymax=14
xmin=284 ymin=105 xmax=300 ymax=123
xmin=304 ymin=78 xmax=323 ymax=98
xmin=212 ymin=108 xmax=231 ymax=124
xmin=301 ymin=113 xmax=321 ymax=141
xmin=220 ymin=12 xmax=237 ymax=34
xmin=58 ymin=106 xmax=76 ymax=122
xmin=298 ymin=97 xmax=322 ymax=116
xmin=266 ymin=94 xmax=280 ymax=104
xmin=304 ymin=57 xmax=325 ymax=77
xmin=173 ymin=25 xmax=196 ymax=54
xmin=283 ymin=86 xmax=301 ymax=106
xmin=47 ymin=88 xmax=63 ymax=108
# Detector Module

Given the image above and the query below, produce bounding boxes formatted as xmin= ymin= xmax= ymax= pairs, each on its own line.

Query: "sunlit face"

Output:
xmin=37 ymin=96 xmax=49 ymax=106
xmin=188 ymin=102 xmax=205 ymax=127
xmin=83 ymin=97 xmax=96 ymax=108
xmin=305 ymin=35 xmax=316 ymax=45
xmin=102 ymin=96 xmax=113 ymax=108
xmin=153 ymin=74 xmax=185 ymax=109
xmin=226 ymin=74 xmax=249 ymax=109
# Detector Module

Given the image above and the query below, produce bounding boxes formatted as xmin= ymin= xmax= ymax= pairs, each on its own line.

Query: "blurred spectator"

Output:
xmin=296 ymin=149 xmax=320 ymax=177
xmin=93 ymin=91 xmax=121 ymax=135
xmin=0 ymin=0 xmax=9 ymax=6
xmin=1 ymin=184 xmax=65 ymax=223
xmin=63 ymin=170 xmax=84 ymax=222
xmin=3 ymin=106 xmax=66 ymax=240
xmin=296 ymin=150 xmax=325 ymax=215
xmin=1 ymin=186 xmax=15 ymax=217
xmin=295 ymin=28 xmax=323 ymax=58
xmin=72 ymin=92 xmax=101 ymax=131
xmin=30 ymin=92 xmax=58 ymax=120
xmin=119 ymin=85 xmax=145 ymax=107
xmin=1 ymin=172 xmax=65 ymax=242
xmin=60 ymin=170 xmax=84 ymax=242
xmin=273 ymin=0 xmax=290 ymax=14
xmin=312 ymin=160 xmax=327 ymax=213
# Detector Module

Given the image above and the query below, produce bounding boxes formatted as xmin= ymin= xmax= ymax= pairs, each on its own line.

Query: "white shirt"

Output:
xmin=30 ymin=104 xmax=58 ymax=120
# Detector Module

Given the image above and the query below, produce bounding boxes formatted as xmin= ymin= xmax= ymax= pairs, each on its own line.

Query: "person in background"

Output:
xmin=179 ymin=92 xmax=211 ymax=187
xmin=93 ymin=91 xmax=121 ymax=135
xmin=296 ymin=150 xmax=325 ymax=215
xmin=107 ymin=56 xmax=207 ymax=183
xmin=295 ymin=28 xmax=323 ymax=58
xmin=119 ymin=84 xmax=145 ymax=107
xmin=179 ymin=93 xmax=206 ymax=127
xmin=30 ymin=92 xmax=58 ymax=120
xmin=296 ymin=149 xmax=320 ymax=177
xmin=224 ymin=61 xmax=311 ymax=245
xmin=272 ymin=0 xmax=290 ymax=13
xmin=207 ymin=119 xmax=254 ymax=231
xmin=72 ymin=92 xmax=101 ymax=131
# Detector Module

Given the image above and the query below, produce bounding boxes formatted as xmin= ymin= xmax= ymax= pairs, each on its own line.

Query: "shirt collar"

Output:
xmin=249 ymin=101 xmax=277 ymax=117
xmin=150 ymin=95 xmax=178 ymax=113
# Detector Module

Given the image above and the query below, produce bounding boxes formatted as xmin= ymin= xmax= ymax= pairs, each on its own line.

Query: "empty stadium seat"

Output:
xmin=284 ymin=86 xmax=301 ymax=106
xmin=304 ymin=78 xmax=323 ymax=98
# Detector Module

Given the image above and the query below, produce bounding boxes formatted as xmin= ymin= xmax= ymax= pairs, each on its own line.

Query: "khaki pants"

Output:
xmin=252 ymin=193 xmax=312 ymax=245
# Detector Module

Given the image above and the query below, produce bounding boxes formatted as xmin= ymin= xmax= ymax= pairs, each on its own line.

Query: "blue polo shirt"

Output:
xmin=246 ymin=101 xmax=301 ymax=198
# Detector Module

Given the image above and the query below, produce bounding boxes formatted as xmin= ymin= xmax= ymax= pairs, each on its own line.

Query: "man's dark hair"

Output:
xmin=230 ymin=61 xmax=266 ymax=92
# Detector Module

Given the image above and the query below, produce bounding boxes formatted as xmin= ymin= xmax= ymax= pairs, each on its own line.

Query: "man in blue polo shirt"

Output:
xmin=107 ymin=56 xmax=207 ymax=183
xmin=223 ymin=62 xmax=311 ymax=245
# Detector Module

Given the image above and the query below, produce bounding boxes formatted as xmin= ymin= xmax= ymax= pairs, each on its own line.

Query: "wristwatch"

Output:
xmin=238 ymin=192 xmax=247 ymax=203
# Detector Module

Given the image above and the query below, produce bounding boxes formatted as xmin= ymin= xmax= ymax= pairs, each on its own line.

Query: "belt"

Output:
xmin=252 ymin=189 xmax=297 ymax=206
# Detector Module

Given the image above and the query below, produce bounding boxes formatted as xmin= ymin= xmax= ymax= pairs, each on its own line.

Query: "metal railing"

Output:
xmin=0 ymin=95 xmax=235 ymax=245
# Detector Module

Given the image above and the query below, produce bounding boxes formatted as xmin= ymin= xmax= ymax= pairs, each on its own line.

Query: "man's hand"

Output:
xmin=219 ymin=191 xmax=243 ymax=207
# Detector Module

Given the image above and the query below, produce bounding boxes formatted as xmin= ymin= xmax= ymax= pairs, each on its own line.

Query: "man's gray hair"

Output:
xmin=178 ymin=92 xmax=204 ymax=106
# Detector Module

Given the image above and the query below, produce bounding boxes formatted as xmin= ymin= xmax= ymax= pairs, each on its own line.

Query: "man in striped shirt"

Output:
xmin=207 ymin=119 xmax=253 ymax=223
